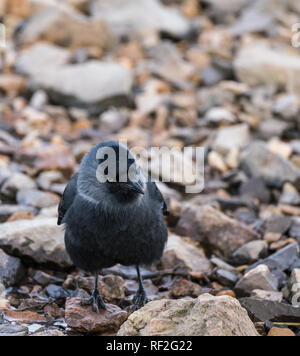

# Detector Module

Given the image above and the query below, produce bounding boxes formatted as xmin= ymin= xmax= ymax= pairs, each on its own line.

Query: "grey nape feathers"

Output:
xmin=58 ymin=140 xmax=168 ymax=312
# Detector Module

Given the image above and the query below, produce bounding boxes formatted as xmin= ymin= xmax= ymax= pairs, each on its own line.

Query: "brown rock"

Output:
xmin=7 ymin=211 xmax=35 ymax=222
xmin=216 ymin=290 xmax=236 ymax=298
xmin=77 ymin=275 xmax=126 ymax=304
xmin=170 ymin=279 xmax=202 ymax=298
xmin=65 ymin=298 xmax=128 ymax=335
xmin=176 ymin=205 xmax=259 ymax=258
xmin=268 ymin=327 xmax=295 ymax=337
xmin=4 ymin=310 xmax=47 ymax=324
xmin=0 ymin=75 xmax=26 ymax=95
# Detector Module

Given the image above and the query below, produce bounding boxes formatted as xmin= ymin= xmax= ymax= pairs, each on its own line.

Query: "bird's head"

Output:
xmin=96 ymin=141 xmax=145 ymax=198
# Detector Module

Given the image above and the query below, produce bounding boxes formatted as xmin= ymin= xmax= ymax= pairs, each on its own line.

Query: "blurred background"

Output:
xmin=0 ymin=0 xmax=300 ymax=336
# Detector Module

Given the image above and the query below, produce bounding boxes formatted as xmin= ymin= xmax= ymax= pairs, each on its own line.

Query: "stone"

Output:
xmin=19 ymin=51 xmax=133 ymax=113
xmin=65 ymin=298 xmax=128 ymax=335
xmin=258 ymin=118 xmax=289 ymax=141
xmin=32 ymin=271 xmax=64 ymax=287
xmin=160 ymin=235 xmax=212 ymax=275
xmin=77 ymin=275 xmax=126 ymax=304
xmin=251 ymin=290 xmax=283 ymax=303
xmin=17 ymin=3 xmax=109 ymax=49
xmin=290 ymin=217 xmax=300 ymax=242
xmin=36 ymin=171 xmax=64 ymax=191
xmin=282 ymin=269 xmax=300 ymax=304
xmin=280 ymin=183 xmax=300 ymax=205
xmin=31 ymin=329 xmax=65 ymax=336
xmin=0 ymin=249 xmax=25 ymax=287
xmin=273 ymin=94 xmax=299 ymax=120
xmin=0 ymin=218 xmax=72 ymax=269
xmin=0 ymin=324 xmax=28 ymax=337
xmin=176 ymin=205 xmax=258 ymax=258
xmin=247 ymin=243 xmax=300 ymax=274
xmin=91 ymin=0 xmax=190 ymax=40
xmin=205 ymin=107 xmax=236 ymax=124
xmin=233 ymin=241 xmax=268 ymax=265
xmin=268 ymin=327 xmax=295 ymax=337
xmin=147 ymin=42 xmax=195 ymax=84
xmin=213 ymin=124 xmax=250 ymax=156
xmin=46 ymin=285 xmax=70 ymax=305
xmin=1 ymin=173 xmax=36 ymax=200
xmin=240 ymin=298 xmax=300 ymax=323
xmin=117 ymin=294 xmax=258 ymax=336
xmin=215 ymin=269 xmax=238 ymax=287
xmin=17 ymin=189 xmax=60 ymax=209
xmin=16 ymin=144 xmax=75 ymax=175
xmin=4 ymin=310 xmax=48 ymax=324
xmin=0 ymin=205 xmax=35 ymax=223
xmin=169 ymin=279 xmax=202 ymax=298
xmin=235 ymin=265 xmax=279 ymax=296
xmin=240 ymin=141 xmax=300 ymax=188
xmin=234 ymin=43 xmax=300 ymax=95
xmin=239 ymin=177 xmax=270 ymax=203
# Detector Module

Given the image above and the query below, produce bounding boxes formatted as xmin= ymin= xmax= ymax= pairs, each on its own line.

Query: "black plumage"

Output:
xmin=58 ymin=140 xmax=168 ymax=312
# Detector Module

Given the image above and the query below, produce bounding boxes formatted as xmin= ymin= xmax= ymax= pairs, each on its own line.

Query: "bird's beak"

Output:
xmin=128 ymin=181 xmax=144 ymax=195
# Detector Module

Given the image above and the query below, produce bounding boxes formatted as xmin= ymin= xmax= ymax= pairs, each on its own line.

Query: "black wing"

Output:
xmin=57 ymin=173 xmax=78 ymax=225
xmin=149 ymin=182 xmax=170 ymax=216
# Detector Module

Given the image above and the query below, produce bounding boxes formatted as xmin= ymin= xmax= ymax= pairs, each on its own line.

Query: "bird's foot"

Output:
xmin=133 ymin=289 xmax=148 ymax=311
xmin=80 ymin=292 xmax=106 ymax=313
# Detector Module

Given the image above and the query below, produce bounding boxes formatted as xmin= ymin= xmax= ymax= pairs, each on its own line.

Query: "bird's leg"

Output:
xmin=134 ymin=265 xmax=148 ymax=311
xmin=80 ymin=274 xmax=106 ymax=313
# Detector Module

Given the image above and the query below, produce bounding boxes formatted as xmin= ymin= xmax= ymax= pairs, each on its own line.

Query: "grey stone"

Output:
xmin=17 ymin=189 xmax=60 ymax=209
xmin=0 ymin=218 xmax=72 ymax=269
xmin=215 ymin=269 xmax=238 ymax=287
xmin=91 ymin=0 xmax=190 ymax=40
xmin=0 ymin=249 xmax=25 ymax=287
xmin=240 ymin=297 xmax=300 ymax=322
xmin=233 ymin=240 xmax=268 ymax=265
xmin=1 ymin=173 xmax=36 ymax=199
xmin=160 ymin=235 xmax=212 ymax=275
xmin=213 ymin=124 xmax=250 ymax=156
xmin=251 ymin=289 xmax=283 ymax=303
xmin=0 ymin=324 xmax=28 ymax=337
xmin=235 ymin=265 xmax=279 ymax=296
xmin=234 ymin=43 xmax=300 ymax=95
xmin=282 ymin=269 xmax=300 ymax=304
xmin=240 ymin=141 xmax=300 ymax=188
xmin=32 ymin=271 xmax=64 ymax=287
xmin=0 ymin=205 xmax=36 ymax=223
xmin=273 ymin=94 xmax=299 ymax=120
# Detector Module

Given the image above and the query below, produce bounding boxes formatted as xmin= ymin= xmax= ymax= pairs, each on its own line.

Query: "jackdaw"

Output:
xmin=58 ymin=140 xmax=168 ymax=312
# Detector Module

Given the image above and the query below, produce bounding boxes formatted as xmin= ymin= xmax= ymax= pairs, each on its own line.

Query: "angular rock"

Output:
xmin=239 ymin=177 xmax=270 ymax=203
xmin=234 ymin=43 xmax=300 ymax=95
xmin=247 ymin=243 xmax=300 ymax=274
xmin=0 ymin=324 xmax=28 ymax=337
xmin=0 ymin=173 xmax=36 ymax=200
xmin=273 ymin=94 xmax=299 ymax=120
xmin=117 ymin=294 xmax=259 ymax=336
xmin=32 ymin=271 xmax=64 ymax=287
xmin=268 ymin=327 xmax=295 ymax=337
xmin=77 ymin=275 xmax=126 ymax=304
xmin=17 ymin=3 xmax=109 ymax=49
xmin=20 ymin=58 xmax=133 ymax=114
xmin=65 ymin=298 xmax=128 ymax=335
xmin=17 ymin=189 xmax=60 ymax=209
xmin=215 ymin=269 xmax=238 ymax=287
xmin=251 ymin=290 xmax=283 ymax=303
xmin=169 ymin=279 xmax=203 ymax=298
xmin=0 ymin=205 xmax=36 ymax=223
xmin=240 ymin=297 xmax=300 ymax=323
xmin=160 ymin=235 xmax=212 ymax=275
xmin=240 ymin=141 xmax=300 ymax=188
xmin=213 ymin=124 xmax=250 ymax=156
xmin=91 ymin=0 xmax=190 ymax=40
xmin=4 ymin=310 xmax=48 ymax=324
xmin=0 ymin=249 xmax=25 ymax=287
xmin=0 ymin=218 xmax=72 ymax=269
xmin=235 ymin=265 xmax=279 ymax=296
xmin=282 ymin=269 xmax=300 ymax=304
xmin=233 ymin=240 xmax=268 ymax=265
xmin=176 ymin=205 xmax=259 ymax=258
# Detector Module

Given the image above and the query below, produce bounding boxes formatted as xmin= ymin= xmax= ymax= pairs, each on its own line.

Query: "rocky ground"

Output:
xmin=0 ymin=0 xmax=300 ymax=336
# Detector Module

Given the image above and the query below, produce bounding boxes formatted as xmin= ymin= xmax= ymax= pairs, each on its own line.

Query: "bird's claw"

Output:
xmin=133 ymin=289 xmax=148 ymax=311
xmin=80 ymin=293 xmax=106 ymax=313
